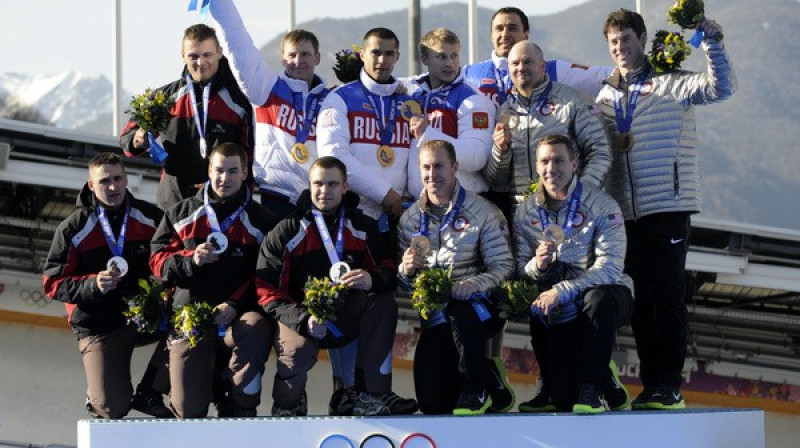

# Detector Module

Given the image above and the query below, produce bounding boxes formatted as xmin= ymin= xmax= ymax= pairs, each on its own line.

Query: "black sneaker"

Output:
xmin=273 ymin=391 xmax=308 ymax=417
xmin=631 ymin=387 xmax=655 ymax=410
xmin=518 ymin=381 xmax=556 ymax=413
xmin=453 ymin=389 xmax=492 ymax=416
xmin=329 ymin=387 xmax=356 ymax=416
xmin=215 ymin=395 xmax=235 ymax=418
xmin=131 ymin=390 xmax=173 ymax=418
xmin=352 ymin=391 xmax=390 ymax=416
xmin=637 ymin=385 xmax=686 ymax=410
xmin=486 ymin=357 xmax=515 ymax=413
xmin=382 ymin=391 xmax=418 ymax=415
xmin=603 ymin=360 xmax=629 ymax=411
xmin=572 ymin=383 xmax=606 ymax=414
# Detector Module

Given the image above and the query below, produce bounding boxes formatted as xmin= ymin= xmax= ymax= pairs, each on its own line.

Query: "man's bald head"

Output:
xmin=508 ymin=40 xmax=547 ymax=95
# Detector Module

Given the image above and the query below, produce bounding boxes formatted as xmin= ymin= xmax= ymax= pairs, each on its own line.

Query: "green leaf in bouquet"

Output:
xmin=303 ymin=277 xmax=346 ymax=323
xmin=411 ymin=267 xmax=453 ymax=320
xmin=172 ymin=301 xmax=215 ymax=348
xmin=498 ymin=279 xmax=540 ymax=322
xmin=122 ymin=278 xmax=166 ymax=334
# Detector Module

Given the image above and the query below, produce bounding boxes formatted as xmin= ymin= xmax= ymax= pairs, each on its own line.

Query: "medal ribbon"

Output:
xmin=291 ymin=89 xmax=325 ymax=145
xmin=202 ymin=183 xmax=251 ymax=234
xmin=311 ymin=207 xmax=346 ymax=265
xmin=185 ymin=75 xmax=211 ymax=157
xmin=612 ymin=68 xmax=649 ymax=133
xmin=417 ymin=77 xmax=459 ymax=115
xmin=494 ymin=64 xmax=511 ymax=105
xmin=96 ymin=201 xmax=130 ymax=257
xmin=418 ymin=186 xmax=466 ymax=237
xmin=362 ymin=86 xmax=398 ymax=147
xmin=536 ymin=181 xmax=583 ymax=238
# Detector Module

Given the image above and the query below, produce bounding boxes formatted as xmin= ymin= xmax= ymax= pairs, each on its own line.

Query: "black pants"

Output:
xmin=626 ymin=212 xmax=690 ymax=390
xmin=413 ymin=300 xmax=504 ymax=414
xmin=529 ymin=285 xmax=633 ymax=411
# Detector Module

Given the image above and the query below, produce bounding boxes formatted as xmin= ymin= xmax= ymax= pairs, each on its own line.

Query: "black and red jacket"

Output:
xmin=42 ymin=186 xmax=163 ymax=339
xmin=256 ymin=190 xmax=397 ymax=334
xmin=150 ymin=186 xmax=277 ymax=310
xmin=119 ymin=57 xmax=254 ymax=205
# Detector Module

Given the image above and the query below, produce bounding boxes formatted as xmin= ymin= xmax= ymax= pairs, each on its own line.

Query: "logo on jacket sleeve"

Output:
xmin=472 ymin=112 xmax=489 ymax=129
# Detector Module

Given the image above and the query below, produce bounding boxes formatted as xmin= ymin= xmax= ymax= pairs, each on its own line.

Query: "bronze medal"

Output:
xmin=614 ymin=132 xmax=634 ymax=153
xmin=410 ymin=235 xmax=432 ymax=257
xmin=291 ymin=142 xmax=310 ymax=163
xmin=543 ymin=224 xmax=565 ymax=245
xmin=498 ymin=109 xmax=519 ymax=128
xmin=377 ymin=145 xmax=395 ymax=167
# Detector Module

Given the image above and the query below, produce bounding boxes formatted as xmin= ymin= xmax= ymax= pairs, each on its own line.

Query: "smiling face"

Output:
xmin=536 ymin=142 xmax=577 ymax=200
xmin=281 ymin=39 xmax=320 ymax=85
xmin=208 ymin=152 xmax=247 ymax=199
xmin=491 ymin=12 xmax=528 ymax=58
xmin=88 ymin=163 xmax=128 ymax=208
xmin=605 ymin=26 xmax=647 ymax=76
xmin=508 ymin=42 xmax=546 ymax=95
xmin=309 ymin=165 xmax=348 ymax=213
xmin=420 ymin=143 xmax=459 ymax=205
xmin=182 ymin=38 xmax=222 ymax=83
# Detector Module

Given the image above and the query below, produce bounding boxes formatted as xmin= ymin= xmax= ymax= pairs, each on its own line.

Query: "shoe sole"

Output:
xmin=607 ymin=360 xmax=630 ymax=411
xmin=518 ymin=404 xmax=556 ymax=413
xmin=488 ymin=357 xmax=516 ymax=413
xmin=634 ymin=400 xmax=686 ymax=410
xmin=453 ymin=396 xmax=493 ymax=416
xmin=572 ymin=404 xmax=607 ymax=414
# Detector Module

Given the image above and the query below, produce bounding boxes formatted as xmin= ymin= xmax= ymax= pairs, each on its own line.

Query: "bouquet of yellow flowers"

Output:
xmin=172 ymin=302 xmax=215 ymax=348
xmin=649 ymin=30 xmax=692 ymax=73
xmin=667 ymin=0 xmax=705 ymax=29
xmin=498 ymin=279 xmax=540 ymax=322
xmin=303 ymin=277 xmax=347 ymax=323
xmin=333 ymin=44 xmax=363 ymax=84
xmin=411 ymin=267 xmax=453 ymax=320
xmin=128 ymin=88 xmax=174 ymax=163
xmin=123 ymin=278 xmax=167 ymax=334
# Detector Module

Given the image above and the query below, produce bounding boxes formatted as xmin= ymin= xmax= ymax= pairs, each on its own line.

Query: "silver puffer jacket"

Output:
xmin=514 ymin=177 xmax=633 ymax=324
xmin=398 ymin=183 xmax=513 ymax=294
xmin=595 ymin=39 xmax=736 ymax=220
xmin=484 ymin=77 xmax=611 ymax=204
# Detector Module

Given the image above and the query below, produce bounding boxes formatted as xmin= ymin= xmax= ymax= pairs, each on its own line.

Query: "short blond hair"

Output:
xmin=419 ymin=28 xmax=460 ymax=56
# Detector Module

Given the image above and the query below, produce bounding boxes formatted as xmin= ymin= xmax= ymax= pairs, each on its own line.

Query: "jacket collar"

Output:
xmin=359 ymin=69 xmax=401 ymax=96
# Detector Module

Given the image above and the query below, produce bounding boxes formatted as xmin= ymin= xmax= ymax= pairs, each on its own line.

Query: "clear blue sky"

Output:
xmin=1 ymin=0 xmax=593 ymax=93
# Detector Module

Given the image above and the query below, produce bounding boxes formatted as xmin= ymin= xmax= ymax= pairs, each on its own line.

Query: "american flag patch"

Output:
xmin=481 ymin=78 xmax=497 ymax=85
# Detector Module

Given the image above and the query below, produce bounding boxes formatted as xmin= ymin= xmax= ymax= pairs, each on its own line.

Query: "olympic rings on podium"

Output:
xmin=21 ymin=289 xmax=48 ymax=307
xmin=318 ymin=433 xmax=436 ymax=448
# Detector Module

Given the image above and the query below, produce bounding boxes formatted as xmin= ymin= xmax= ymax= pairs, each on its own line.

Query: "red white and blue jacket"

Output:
xmin=403 ymin=70 xmax=494 ymax=196
xmin=256 ymin=191 xmax=396 ymax=334
xmin=317 ymin=71 xmax=415 ymax=219
xmin=43 ymin=186 xmax=162 ymax=339
xmin=210 ymin=0 xmax=333 ymax=204
xmin=150 ymin=186 xmax=277 ymax=310
xmin=464 ymin=53 xmax=611 ymax=107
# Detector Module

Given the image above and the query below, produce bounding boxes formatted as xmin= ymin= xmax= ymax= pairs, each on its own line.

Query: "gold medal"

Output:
xmin=399 ymin=100 xmax=422 ymax=120
xmin=291 ymin=142 xmax=310 ymax=163
xmin=614 ymin=132 xmax=633 ymax=153
xmin=377 ymin=145 xmax=395 ymax=167
xmin=543 ymin=225 xmax=565 ymax=244
xmin=410 ymin=235 xmax=432 ymax=257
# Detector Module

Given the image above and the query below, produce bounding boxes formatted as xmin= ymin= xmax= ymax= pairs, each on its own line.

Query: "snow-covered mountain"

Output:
xmin=0 ymin=71 xmax=125 ymax=135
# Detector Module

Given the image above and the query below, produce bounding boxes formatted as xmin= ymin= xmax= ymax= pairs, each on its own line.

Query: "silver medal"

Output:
xmin=329 ymin=261 xmax=351 ymax=284
xmin=199 ymin=138 xmax=208 ymax=158
xmin=206 ymin=231 xmax=228 ymax=254
xmin=107 ymin=256 xmax=129 ymax=277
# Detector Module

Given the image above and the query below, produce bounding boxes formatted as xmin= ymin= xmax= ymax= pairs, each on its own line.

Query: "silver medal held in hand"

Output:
xmin=106 ymin=256 xmax=129 ymax=277
xmin=329 ymin=261 xmax=351 ymax=284
xmin=206 ymin=231 xmax=229 ymax=254
xmin=543 ymin=224 xmax=565 ymax=245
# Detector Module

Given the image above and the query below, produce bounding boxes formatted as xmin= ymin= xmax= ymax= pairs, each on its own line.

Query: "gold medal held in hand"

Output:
xmin=291 ymin=142 xmax=310 ymax=163
xmin=410 ymin=235 xmax=432 ymax=257
xmin=399 ymin=100 xmax=422 ymax=120
xmin=614 ymin=132 xmax=633 ymax=153
xmin=377 ymin=145 xmax=395 ymax=167
xmin=543 ymin=224 xmax=565 ymax=245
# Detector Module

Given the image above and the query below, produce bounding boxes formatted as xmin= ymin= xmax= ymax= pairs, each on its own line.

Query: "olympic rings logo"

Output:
xmin=319 ymin=432 xmax=436 ymax=448
xmin=20 ymin=289 xmax=49 ymax=308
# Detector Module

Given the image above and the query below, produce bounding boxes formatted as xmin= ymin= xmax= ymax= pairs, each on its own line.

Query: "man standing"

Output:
xmin=484 ymin=41 xmax=610 ymax=212
xmin=43 ymin=153 xmax=168 ymax=419
xmin=463 ymin=7 xmax=610 ymax=107
xmin=317 ymin=27 xmax=414 ymax=225
xmin=596 ymin=9 xmax=735 ymax=409
xmin=514 ymin=135 xmax=633 ymax=413
xmin=120 ymin=24 xmax=253 ymax=211
xmin=210 ymin=0 xmax=332 ymax=218
xmin=398 ymin=140 xmax=513 ymax=415
xmin=150 ymin=143 xmax=277 ymax=418
xmin=256 ymin=156 xmax=411 ymax=416
xmin=404 ymin=27 xmax=494 ymax=198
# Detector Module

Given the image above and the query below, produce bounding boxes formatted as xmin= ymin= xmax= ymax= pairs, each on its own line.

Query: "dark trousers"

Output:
xmin=626 ymin=212 xmax=690 ymax=390
xmin=529 ymin=285 xmax=633 ymax=411
xmin=413 ymin=300 xmax=504 ymax=414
